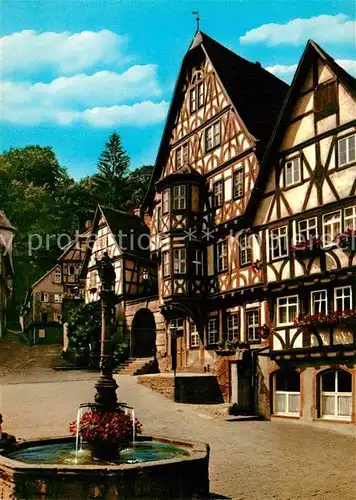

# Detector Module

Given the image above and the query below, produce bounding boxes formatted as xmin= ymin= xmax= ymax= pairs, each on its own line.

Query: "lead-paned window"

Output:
xmin=213 ymin=180 xmax=224 ymax=207
xmin=311 ymin=290 xmax=328 ymax=315
xmin=173 ymin=248 xmax=186 ymax=274
xmin=162 ymin=251 xmax=170 ymax=277
xmin=190 ymin=323 xmax=200 ymax=348
xmin=217 ymin=241 xmax=228 ymax=272
xmin=227 ymin=312 xmax=240 ymax=341
xmin=323 ymin=211 xmax=341 ymax=246
xmin=297 ymin=217 xmax=317 ymax=243
xmin=246 ymin=310 xmax=260 ymax=342
xmin=270 ymin=226 xmax=288 ymax=260
xmin=193 ymin=249 xmax=204 ymax=275
xmin=205 ymin=121 xmax=220 ymax=151
xmin=207 ymin=317 xmax=218 ymax=345
xmin=277 ymin=295 xmax=299 ymax=326
xmin=338 ymin=134 xmax=355 ymax=167
xmin=162 ymin=189 xmax=170 ymax=214
xmin=172 ymin=185 xmax=186 ymax=210
xmin=233 ymin=168 xmax=244 ymax=199
xmin=344 ymin=205 xmax=356 ymax=231
xmin=239 ymin=234 xmax=252 ymax=266
xmin=284 ymin=157 xmax=301 ymax=187
xmin=334 ymin=286 xmax=352 ymax=312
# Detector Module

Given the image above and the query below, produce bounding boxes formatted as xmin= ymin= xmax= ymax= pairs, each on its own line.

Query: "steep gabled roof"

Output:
xmin=246 ymin=39 xmax=356 ymax=222
xmin=143 ymin=31 xmax=289 ymax=209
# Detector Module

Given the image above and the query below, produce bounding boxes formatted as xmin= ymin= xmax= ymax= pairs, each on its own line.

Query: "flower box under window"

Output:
xmin=290 ymin=237 xmax=322 ymax=258
xmin=294 ymin=310 xmax=356 ymax=330
xmin=334 ymin=229 xmax=356 ymax=253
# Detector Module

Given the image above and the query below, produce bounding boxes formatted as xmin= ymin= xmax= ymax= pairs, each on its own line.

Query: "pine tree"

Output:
xmin=96 ymin=132 xmax=130 ymax=207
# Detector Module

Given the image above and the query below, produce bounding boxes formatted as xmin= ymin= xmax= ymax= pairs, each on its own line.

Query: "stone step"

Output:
xmin=117 ymin=357 xmax=157 ymax=376
xmin=225 ymin=415 xmax=264 ymax=422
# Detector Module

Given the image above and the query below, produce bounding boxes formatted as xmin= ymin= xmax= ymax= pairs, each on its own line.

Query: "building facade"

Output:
xmin=0 ymin=211 xmax=16 ymax=338
xmin=81 ymin=33 xmax=356 ymax=428
xmin=22 ymin=231 xmax=88 ymax=344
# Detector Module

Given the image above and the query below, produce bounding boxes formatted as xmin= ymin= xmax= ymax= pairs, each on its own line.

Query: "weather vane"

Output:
xmin=192 ymin=10 xmax=200 ymax=32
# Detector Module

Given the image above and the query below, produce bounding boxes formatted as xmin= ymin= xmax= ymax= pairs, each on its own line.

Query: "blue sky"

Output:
xmin=2 ymin=0 xmax=356 ymax=179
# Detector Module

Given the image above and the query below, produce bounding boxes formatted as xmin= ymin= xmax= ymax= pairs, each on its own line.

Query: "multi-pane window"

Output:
xmin=338 ymin=134 xmax=355 ymax=167
xmin=284 ymin=157 xmax=301 ymax=187
xmin=192 ymin=249 xmax=204 ymax=275
xmin=334 ymin=286 xmax=352 ymax=312
xmin=344 ymin=205 xmax=356 ymax=230
xmin=277 ymin=295 xmax=299 ymax=326
xmin=270 ymin=226 xmax=288 ymax=260
xmin=298 ymin=217 xmax=317 ymax=243
xmin=207 ymin=317 xmax=218 ymax=345
xmin=170 ymin=318 xmax=184 ymax=336
xmin=213 ymin=180 xmax=224 ymax=207
xmin=41 ymin=292 xmax=49 ymax=303
xmin=217 ymin=241 xmax=228 ymax=272
xmin=233 ymin=169 xmax=244 ymax=199
xmin=246 ymin=310 xmax=260 ymax=342
xmin=311 ymin=290 xmax=328 ymax=315
xmin=190 ymin=81 xmax=204 ymax=113
xmin=227 ymin=313 xmax=240 ymax=341
xmin=205 ymin=121 xmax=220 ymax=151
xmin=172 ymin=185 xmax=186 ymax=210
xmin=54 ymin=268 xmax=61 ymax=283
xmin=190 ymin=323 xmax=200 ymax=348
xmin=323 ymin=211 xmax=341 ymax=246
xmin=175 ymin=142 xmax=189 ymax=168
xmin=173 ymin=248 xmax=186 ymax=274
xmin=274 ymin=370 xmax=301 ymax=417
xmin=239 ymin=234 xmax=252 ymax=266
xmin=162 ymin=251 xmax=170 ymax=277
xmin=54 ymin=293 xmax=62 ymax=304
xmin=320 ymin=370 xmax=352 ymax=421
xmin=162 ymin=189 xmax=170 ymax=214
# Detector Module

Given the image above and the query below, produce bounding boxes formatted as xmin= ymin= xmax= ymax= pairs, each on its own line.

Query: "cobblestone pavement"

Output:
xmin=1 ymin=371 xmax=355 ymax=500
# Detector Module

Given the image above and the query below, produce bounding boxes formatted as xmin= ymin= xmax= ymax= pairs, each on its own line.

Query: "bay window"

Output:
xmin=172 ymin=185 xmax=187 ymax=210
xmin=173 ymin=248 xmax=186 ymax=274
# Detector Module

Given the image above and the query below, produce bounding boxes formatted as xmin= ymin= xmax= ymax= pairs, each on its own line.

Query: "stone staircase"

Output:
xmin=116 ymin=357 xmax=157 ymax=376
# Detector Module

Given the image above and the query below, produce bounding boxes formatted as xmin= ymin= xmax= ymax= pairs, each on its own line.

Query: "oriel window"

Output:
xmin=193 ymin=249 xmax=204 ymax=275
xmin=162 ymin=251 xmax=170 ymax=277
xmin=172 ymin=185 xmax=187 ymax=210
xmin=173 ymin=248 xmax=187 ymax=274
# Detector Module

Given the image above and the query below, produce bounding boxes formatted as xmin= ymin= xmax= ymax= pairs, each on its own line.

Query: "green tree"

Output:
xmin=125 ymin=164 xmax=154 ymax=210
xmin=95 ymin=132 xmax=130 ymax=208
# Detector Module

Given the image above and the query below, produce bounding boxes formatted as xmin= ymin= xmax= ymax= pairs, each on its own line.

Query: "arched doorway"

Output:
xmin=131 ymin=309 xmax=156 ymax=358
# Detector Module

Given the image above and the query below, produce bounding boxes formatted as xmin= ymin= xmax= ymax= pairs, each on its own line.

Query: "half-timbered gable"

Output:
xmin=82 ymin=205 xmax=154 ymax=304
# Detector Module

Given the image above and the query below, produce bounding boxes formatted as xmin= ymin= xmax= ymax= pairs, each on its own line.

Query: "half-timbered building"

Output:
xmin=21 ymin=230 xmax=88 ymax=344
xmin=250 ymin=40 xmax=356 ymax=426
xmin=0 ymin=211 xmax=16 ymax=338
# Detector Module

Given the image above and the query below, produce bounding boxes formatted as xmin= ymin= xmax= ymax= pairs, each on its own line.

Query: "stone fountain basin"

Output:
xmin=0 ymin=435 xmax=209 ymax=499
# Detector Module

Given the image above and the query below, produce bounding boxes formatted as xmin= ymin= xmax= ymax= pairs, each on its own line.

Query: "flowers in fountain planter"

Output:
xmin=294 ymin=310 xmax=356 ymax=330
xmin=290 ymin=236 xmax=322 ymax=256
xmin=334 ymin=228 xmax=356 ymax=252
xmin=251 ymin=259 xmax=262 ymax=271
xmin=69 ymin=408 xmax=142 ymax=445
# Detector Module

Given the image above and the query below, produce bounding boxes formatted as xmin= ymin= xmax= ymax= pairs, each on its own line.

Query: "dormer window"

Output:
xmin=189 ymin=71 xmax=204 ymax=113
xmin=172 ymin=185 xmax=186 ymax=210
xmin=284 ymin=157 xmax=301 ymax=188
xmin=175 ymin=142 xmax=189 ymax=168
xmin=205 ymin=121 xmax=220 ymax=151
xmin=314 ymin=80 xmax=337 ymax=121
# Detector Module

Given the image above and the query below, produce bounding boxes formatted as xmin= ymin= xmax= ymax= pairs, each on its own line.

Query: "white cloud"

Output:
xmin=266 ymin=59 xmax=356 ymax=82
xmin=240 ymin=14 xmax=356 ymax=46
xmin=1 ymin=29 xmax=129 ymax=74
